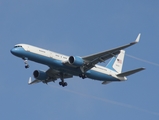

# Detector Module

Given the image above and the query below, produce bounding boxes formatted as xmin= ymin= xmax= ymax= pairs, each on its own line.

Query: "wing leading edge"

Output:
xmin=82 ymin=34 xmax=141 ymax=71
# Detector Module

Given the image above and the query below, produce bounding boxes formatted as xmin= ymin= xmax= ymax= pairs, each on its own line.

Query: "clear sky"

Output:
xmin=1 ymin=0 xmax=159 ymax=120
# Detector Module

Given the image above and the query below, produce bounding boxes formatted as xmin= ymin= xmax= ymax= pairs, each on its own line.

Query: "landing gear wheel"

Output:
xmin=62 ymin=82 xmax=67 ymax=87
xmin=25 ymin=65 xmax=29 ymax=69
xmin=59 ymin=82 xmax=62 ymax=86
xmin=64 ymin=82 xmax=67 ymax=87
xmin=59 ymin=73 xmax=68 ymax=87
xmin=79 ymin=73 xmax=86 ymax=79
xmin=23 ymin=58 xmax=29 ymax=69
xmin=59 ymin=82 xmax=67 ymax=87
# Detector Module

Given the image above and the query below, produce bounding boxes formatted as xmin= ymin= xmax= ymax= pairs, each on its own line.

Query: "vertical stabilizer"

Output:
xmin=106 ymin=50 xmax=125 ymax=73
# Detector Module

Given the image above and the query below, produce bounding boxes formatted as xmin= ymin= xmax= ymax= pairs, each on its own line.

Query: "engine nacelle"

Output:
xmin=33 ymin=70 xmax=48 ymax=80
xmin=68 ymin=56 xmax=84 ymax=67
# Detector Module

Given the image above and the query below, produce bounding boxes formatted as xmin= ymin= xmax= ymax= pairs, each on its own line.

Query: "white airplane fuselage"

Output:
xmin=11 ymin=44 xmax=126 ymax=82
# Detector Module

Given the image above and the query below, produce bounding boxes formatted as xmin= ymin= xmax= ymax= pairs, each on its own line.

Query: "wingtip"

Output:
xmin=135 ymin=33 xmax=141 ymax=43
xmin=137 ymin=67 xmax=146 ymax=72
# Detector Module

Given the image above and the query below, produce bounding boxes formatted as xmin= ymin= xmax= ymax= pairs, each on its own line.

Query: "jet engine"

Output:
xmin=68 ymin=56 xmax=84 ymax=67
xmin=33 ymin=70 xmax=48 ymax=80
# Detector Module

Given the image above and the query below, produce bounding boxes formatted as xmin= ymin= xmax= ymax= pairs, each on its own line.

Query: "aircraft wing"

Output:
xmin=46 ymin=68 xmax=73 ymax=79
xmin=82 ymin=34 xmax=141 ymax=71
xmin=28 ymin=68 xmax=73 ymax=85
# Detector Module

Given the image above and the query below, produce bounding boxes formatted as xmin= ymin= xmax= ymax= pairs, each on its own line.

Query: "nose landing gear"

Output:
xmin=23 ymin=58 xmax=29 ymax=69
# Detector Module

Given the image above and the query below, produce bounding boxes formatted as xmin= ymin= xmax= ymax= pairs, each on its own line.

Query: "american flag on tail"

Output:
xmin=117 ymin=59 xmax=122 ymax=64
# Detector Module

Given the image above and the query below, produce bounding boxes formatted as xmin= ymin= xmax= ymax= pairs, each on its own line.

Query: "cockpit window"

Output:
xmin=14 ymin=45 xmax=22 ymax=48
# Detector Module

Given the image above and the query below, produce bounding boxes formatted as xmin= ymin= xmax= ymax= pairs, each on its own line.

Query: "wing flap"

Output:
xmin=102 ymin=81 xmax=112 ymax=85
xmin=117 ymin=67 xmax=145 ymax=77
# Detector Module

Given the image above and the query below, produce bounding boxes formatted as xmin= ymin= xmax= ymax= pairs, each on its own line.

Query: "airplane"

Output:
xmin=10 ymin=34 xmax=145 ymax=87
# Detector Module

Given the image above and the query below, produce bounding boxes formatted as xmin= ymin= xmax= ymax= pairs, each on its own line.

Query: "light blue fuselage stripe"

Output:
xmin=13 ymin=48 xmax=119 ymax=81
xmin=106 ymin=57 xmax=117 ymax=72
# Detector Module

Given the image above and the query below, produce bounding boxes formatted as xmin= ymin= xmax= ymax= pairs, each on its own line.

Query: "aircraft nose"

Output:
xmin=10 ymin=48 xmax=17 ymax=55
xmin=10 ymin=46 xmax=24 ymax=57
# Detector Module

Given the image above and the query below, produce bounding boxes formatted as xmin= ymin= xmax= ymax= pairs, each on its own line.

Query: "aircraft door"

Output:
xmin=26 ymin=45 xmax=30 ymax=51
xmin=50 ymin=52 xmax=54 ymax=59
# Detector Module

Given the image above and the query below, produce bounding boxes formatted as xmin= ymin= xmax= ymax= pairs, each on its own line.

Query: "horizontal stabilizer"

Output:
xmin=28 ymin=77 xmax=41 ymax=85
xmin=117 ymin=67 xmax=145 ymax=77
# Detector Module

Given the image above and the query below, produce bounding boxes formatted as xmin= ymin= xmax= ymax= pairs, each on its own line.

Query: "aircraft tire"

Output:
xmin=25 ymin=65 xmax=29 ymax=68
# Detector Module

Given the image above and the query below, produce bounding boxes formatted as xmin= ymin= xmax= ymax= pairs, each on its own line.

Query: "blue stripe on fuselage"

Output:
xmin=11 ymin=47 xmax=120 ymax=82
xmin=86 ymin=70 xmax=119 ymax=81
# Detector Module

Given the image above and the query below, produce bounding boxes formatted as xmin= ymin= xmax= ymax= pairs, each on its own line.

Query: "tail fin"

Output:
xmin=106 ymin=50 xmax=125 ymax=73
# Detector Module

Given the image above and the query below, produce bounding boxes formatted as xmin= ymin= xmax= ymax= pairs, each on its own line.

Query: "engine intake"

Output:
xmin=68 ymin=56 xmax=84 ymax=67
xmin=33 ymin=70 xmax=48 ymax=80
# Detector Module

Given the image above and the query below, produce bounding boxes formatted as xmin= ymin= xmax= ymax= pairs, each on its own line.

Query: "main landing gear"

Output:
xmin=59 ymin=81 xmax=67 ymax=87
xmin=59 ymin=73 xmax=67 ymax=87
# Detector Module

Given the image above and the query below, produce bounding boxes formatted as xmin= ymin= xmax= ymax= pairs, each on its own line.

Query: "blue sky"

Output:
xmin=1 ymin=0 xmax=159 ymax=120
